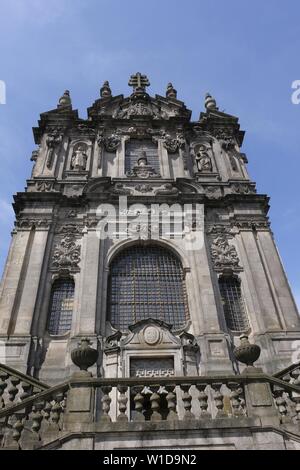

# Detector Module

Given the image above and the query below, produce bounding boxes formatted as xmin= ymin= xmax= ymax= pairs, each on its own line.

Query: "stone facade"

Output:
xmin=0 ymin=75 xmax=300 ymax=450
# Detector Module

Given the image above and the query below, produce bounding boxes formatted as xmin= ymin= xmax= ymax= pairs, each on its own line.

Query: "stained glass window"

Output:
xmin=47 ymin=279 xmax=74 ymax=335
xmin=108 ymin=245 xmax=188 ymax=330
xmin=218 ymin=275 xmax=249 ymax=332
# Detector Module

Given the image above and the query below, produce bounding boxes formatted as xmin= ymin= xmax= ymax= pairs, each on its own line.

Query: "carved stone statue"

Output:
xmin=195 ymin=145 xmax=212 ymax=172
xmin=71 ymin=146 xmax=88 ymax=171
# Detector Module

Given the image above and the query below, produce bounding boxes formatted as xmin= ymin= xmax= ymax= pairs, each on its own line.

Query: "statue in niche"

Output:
xmin=195 ymin=145 xmax=212 ymax=172
xmin=229 ymin=153 xmax=238 ymax=172
xmin=71 ymin=145 xmax=88 ymax=171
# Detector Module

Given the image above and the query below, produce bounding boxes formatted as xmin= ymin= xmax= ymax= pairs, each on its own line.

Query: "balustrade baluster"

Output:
xmin=150 ymin=386 xmax=162 ymax=422
xmin=51 ymin=395 xmax=62 ymax=428
xmin=227 ymin=382 xmax=245 ymax=417
xmin=290 ymin=369 xmax=300 ymax=421
xmin=8 ymin=376 xmax=20 ymax=403
xmin=273 ymin=386 xmax=291 ymax=423
xmin=20 ymin=382 xmax=32 ymax=401
xmin=117 ymin=385 xmax=128 ymax=422
xmin=211 ymin=382 xmax=227 ymax=418
xmin=180 ymin=384 xmax=195 ymax=420
xmin=31 ymin=400 xmax=45 ymax=436
xmin=12 ymin=411 xmax=25 ymax=446
xmin=100 ymin=386 xmax=112 ymax=423
xmin=132 ymin=386 xmax=145 ymax=422
xmin=43 ymin=401 xmax=52 ymax=422
xmin=0 ymin=371 xmax=8 ymax=408
xmin=196 ymin=383 xmax=210 ymax=418
xmin=165 ymin=384 xmax=178 ymax=421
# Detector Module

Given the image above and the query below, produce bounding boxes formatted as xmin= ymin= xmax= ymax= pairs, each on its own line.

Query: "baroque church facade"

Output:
xmin=0 ymin=74 xmax=300 ymax=450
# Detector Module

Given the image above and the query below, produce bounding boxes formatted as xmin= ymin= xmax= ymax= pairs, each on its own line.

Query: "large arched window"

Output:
xmin=218 ymin=275 xmax=249 ymax=332
xmin=108 ymin=245 xmax=188 ymax=330
xmin=47 ymin=278 xmax=75 ymax=335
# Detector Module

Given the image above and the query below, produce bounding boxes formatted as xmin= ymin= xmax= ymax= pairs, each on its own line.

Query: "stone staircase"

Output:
xmin=1 ymin=338 xmax=300 ymax=450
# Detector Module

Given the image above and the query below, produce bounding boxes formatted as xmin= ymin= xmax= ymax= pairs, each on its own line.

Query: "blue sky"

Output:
xmin=0 ymin=0 xmax=299 ymax=307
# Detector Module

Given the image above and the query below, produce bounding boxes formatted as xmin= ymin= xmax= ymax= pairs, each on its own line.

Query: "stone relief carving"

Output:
xmin=143 ymin=325 xmax=161 ymax=346
xmin=134 ymin=183 xmax=154 ymax=193
xmin=52 ymin=232 xmax=81 ymax=270
xmin=36 ymin=181 xmax=55 ymax=192
xmin=230 ymin=183 xmax=256 ymax=195
xmin=210 ymin=235 xmax=241 ymax=271
xmin=110 ymin=183 xmax=133 ymax=195
xmin=154 ymin=183 xmax=179 ymax=195
xmin=70 ymin=143 xmax=88 ymax=171
xmin=15 ymin=218 xmax=52 ymax=229
xmin=212 ymin=127 xmax=236 ymax=150
xmin=235 ymin=221 xmax=270 ymax=231
xmin=113 ymin=100 xmax=166 ymax=120
xmin=57 ymin=224 xmax=82 ymax=234
xmin=159 ymin=131 xmax=186 ymax=153
xmin=128 ymin=222 xmax=159 ymax=240
xmin=74 ymin=123 xmax=96 ymax=137
xmin=204 ymin=185 xmax=222 ymax=199
xmin=126 ymin=153 xmax=160 ymax=179
xmin=46 ymin=129 xmax=63 ymax=169
xmin=97 ymin=131 xmax=121 ymax=152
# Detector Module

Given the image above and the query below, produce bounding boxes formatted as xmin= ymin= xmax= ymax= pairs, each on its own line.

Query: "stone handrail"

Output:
xmin=0 ymin=362 xmax=49 ymax=413
xmin=0 ymin=372 xmax=300 ymax=449
xmin=273 ymin=362 xmax=300 ymax=380
xmin=0 ymin=363 xmax=49 ymax=390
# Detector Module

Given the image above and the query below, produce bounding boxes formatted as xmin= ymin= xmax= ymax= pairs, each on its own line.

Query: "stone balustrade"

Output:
xmin=0 ymin=363 xmax=49 ymax=411
xmin=1 ymin=372 xmax=300 ymax=449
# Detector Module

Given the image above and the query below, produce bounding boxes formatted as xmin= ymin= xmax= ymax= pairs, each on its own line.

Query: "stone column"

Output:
xmin=75 ymin=230 xmax=100 ymax=335
xmin=0 ymin=230 xmax=31 ymax=334
xmin=13 ymin=229 xmax=49 ymax=335
xmin=239 ymin=230 xmax=283 ymax=331
xmin=257 ymin=230 xmax=300 ymax=329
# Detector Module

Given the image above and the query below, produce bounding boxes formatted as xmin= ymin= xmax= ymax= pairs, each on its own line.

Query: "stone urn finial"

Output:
xmin=233 ymin=334 xmax=261 ymax=367
xmin=71 ymin=338 xmax=98 ymax=371
xmin=58 ymin=90 xmax=72 ymax=108
xmin=100 ymin=80 xmax=112 ymax=98
xmin=205 ymin=92 xmax=218 ymax=111
xmin=166 ymin=82 xmax=177 ymax=99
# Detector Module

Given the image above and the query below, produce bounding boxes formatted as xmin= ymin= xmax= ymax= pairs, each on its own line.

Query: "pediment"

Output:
xmin=122 ymin=318 xmax=182 ymax=350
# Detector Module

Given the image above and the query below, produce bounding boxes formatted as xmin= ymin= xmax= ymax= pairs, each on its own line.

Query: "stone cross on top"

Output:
xmin=128 ymin=72 xmax=150 ymax=94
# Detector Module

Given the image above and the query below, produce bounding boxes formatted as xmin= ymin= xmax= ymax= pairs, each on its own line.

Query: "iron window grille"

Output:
xmin=47 ymin=278 xmax=74 ymax=335
xmin=108 ymin=245 xmax=189 ymax=330
xmin=218 ymin=275 xmax=249 ymax=332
